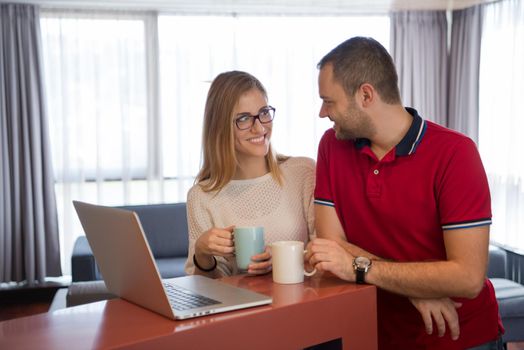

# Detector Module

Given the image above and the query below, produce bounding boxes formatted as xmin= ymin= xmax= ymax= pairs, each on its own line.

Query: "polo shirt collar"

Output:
xmin=355 ymin=107 xmax=426 ymax=157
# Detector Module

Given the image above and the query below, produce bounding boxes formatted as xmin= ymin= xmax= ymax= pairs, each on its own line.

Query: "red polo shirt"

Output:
xmin=314 ymin=108 xmax=503 ymax=349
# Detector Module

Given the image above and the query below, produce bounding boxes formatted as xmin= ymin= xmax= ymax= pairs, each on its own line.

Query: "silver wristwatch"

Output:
xmin=353 ymin=256 xmax=372 ymax=284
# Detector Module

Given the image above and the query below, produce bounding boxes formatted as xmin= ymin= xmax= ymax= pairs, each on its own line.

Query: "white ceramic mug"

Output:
xmin=271 ymin=241 xmax=316 ymax=284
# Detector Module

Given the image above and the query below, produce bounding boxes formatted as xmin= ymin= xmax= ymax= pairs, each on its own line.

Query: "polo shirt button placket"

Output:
xmin=367 ymin=167 xmax=382 ymax=197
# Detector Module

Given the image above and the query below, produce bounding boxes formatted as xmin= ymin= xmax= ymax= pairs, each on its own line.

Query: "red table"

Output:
xmin=0 ymin=272 xmax=377 ymax=349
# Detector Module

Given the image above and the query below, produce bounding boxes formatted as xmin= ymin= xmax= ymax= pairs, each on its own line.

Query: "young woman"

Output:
xmin=185 ymin=71 xmax=315 ymax=277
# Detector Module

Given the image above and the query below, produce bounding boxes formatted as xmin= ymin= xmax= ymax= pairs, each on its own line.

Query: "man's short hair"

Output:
xmin=318 ymin=36 xmax=401 ymax=104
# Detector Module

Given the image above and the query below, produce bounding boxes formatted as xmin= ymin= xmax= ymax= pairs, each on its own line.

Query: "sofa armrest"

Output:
xmin=488 ymin=245 xmax=507 ymax=279
xmin=71 ymin=236 xmax=101 ymax=282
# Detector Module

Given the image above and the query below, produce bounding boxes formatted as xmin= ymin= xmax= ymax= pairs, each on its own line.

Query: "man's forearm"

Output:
xmin=366 ymin=259 xmax=484 ymax=299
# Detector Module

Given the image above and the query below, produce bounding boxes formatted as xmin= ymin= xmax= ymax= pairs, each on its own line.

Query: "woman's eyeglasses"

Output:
xmin=234 ymin=106 xmax=275 ymax=130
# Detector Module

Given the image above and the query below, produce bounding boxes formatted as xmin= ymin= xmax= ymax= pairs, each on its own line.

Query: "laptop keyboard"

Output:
xmin=163 ymin=282 xmax=220 ymax=311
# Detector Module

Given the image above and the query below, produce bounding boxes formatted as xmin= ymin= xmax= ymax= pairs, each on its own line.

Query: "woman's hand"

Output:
xmin=247 ymin=247 xmax=272 ymax=275
xmin=195 ymin=225 xmax=235 ymax=259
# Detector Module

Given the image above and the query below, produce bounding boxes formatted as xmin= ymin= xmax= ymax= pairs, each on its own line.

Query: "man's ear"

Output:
xmin=358 ymin=83 xmax=375 ymax=108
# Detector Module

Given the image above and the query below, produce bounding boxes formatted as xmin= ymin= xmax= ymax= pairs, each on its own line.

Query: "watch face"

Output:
xmin=354 ymin=256 xmax=371 ymax=268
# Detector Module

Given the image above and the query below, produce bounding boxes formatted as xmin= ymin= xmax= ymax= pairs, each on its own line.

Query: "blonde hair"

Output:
xmin=196 ymin=71 xmax=287 ymax=192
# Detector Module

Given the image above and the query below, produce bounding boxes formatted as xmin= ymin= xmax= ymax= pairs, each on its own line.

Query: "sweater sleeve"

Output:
xmin=185 ymin=185 xmax=234 ymax=278
xmin=302 ymin=157 xmax=317 ymax=242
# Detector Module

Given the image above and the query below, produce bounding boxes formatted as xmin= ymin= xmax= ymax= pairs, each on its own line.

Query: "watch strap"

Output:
xmin=355 ymin=267 xmax=366 ymax=284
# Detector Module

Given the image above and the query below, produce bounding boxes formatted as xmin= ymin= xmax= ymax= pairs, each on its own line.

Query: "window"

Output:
xmin=479 ymin=0 xmax=524 ymax=250
xmin=40 ymin=11 xmax=389 ymax=274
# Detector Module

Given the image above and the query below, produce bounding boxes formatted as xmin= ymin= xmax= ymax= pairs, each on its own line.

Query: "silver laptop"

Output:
xmin=72 ymin=200 xmax=272 ymax=320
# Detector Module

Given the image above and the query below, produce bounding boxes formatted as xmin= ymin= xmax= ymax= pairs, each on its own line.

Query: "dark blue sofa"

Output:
xmin=71 ymin=202 xmax=189 ymax=282
xmin=487 ymin=245 xmax=524 ymax=345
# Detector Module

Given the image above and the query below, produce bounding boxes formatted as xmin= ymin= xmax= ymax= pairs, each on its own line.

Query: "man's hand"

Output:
xmin=306 ymin=238 xmax=355 ymax=281
xmin=410 ymin=297 xmax=462 ymax=341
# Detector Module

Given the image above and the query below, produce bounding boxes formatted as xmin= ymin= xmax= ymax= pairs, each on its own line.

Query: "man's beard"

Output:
xmin=334 ymin=105 xmax=375 ymax=141
xmin=335 ymin=124 xmax=358 ymax=140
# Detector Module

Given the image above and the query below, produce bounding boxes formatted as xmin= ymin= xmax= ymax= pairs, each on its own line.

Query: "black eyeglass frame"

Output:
xmin=234 ymin=106 xmax=276 ymax=130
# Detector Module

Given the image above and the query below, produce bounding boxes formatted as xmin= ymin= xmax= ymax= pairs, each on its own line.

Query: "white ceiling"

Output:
xmin=0 ymin=0 xmax=498 ymax=14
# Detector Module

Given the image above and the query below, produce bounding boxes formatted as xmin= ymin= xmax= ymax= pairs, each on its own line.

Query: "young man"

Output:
xmin=307 ymin=37 xmax=503 ymax=349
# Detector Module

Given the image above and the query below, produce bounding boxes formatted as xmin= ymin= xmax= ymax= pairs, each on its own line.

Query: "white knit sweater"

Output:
xmin=185 ymin=156 xmax=316 ymax=277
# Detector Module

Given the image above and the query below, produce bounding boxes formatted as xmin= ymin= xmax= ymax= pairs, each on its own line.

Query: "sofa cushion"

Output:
xmin=156 ymin=257 xmax=187 ymax=279
xmin=490 ymin=278 xmax=524 ymax=319
xmin=117 ymin=203 xmax=189 ymax=258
